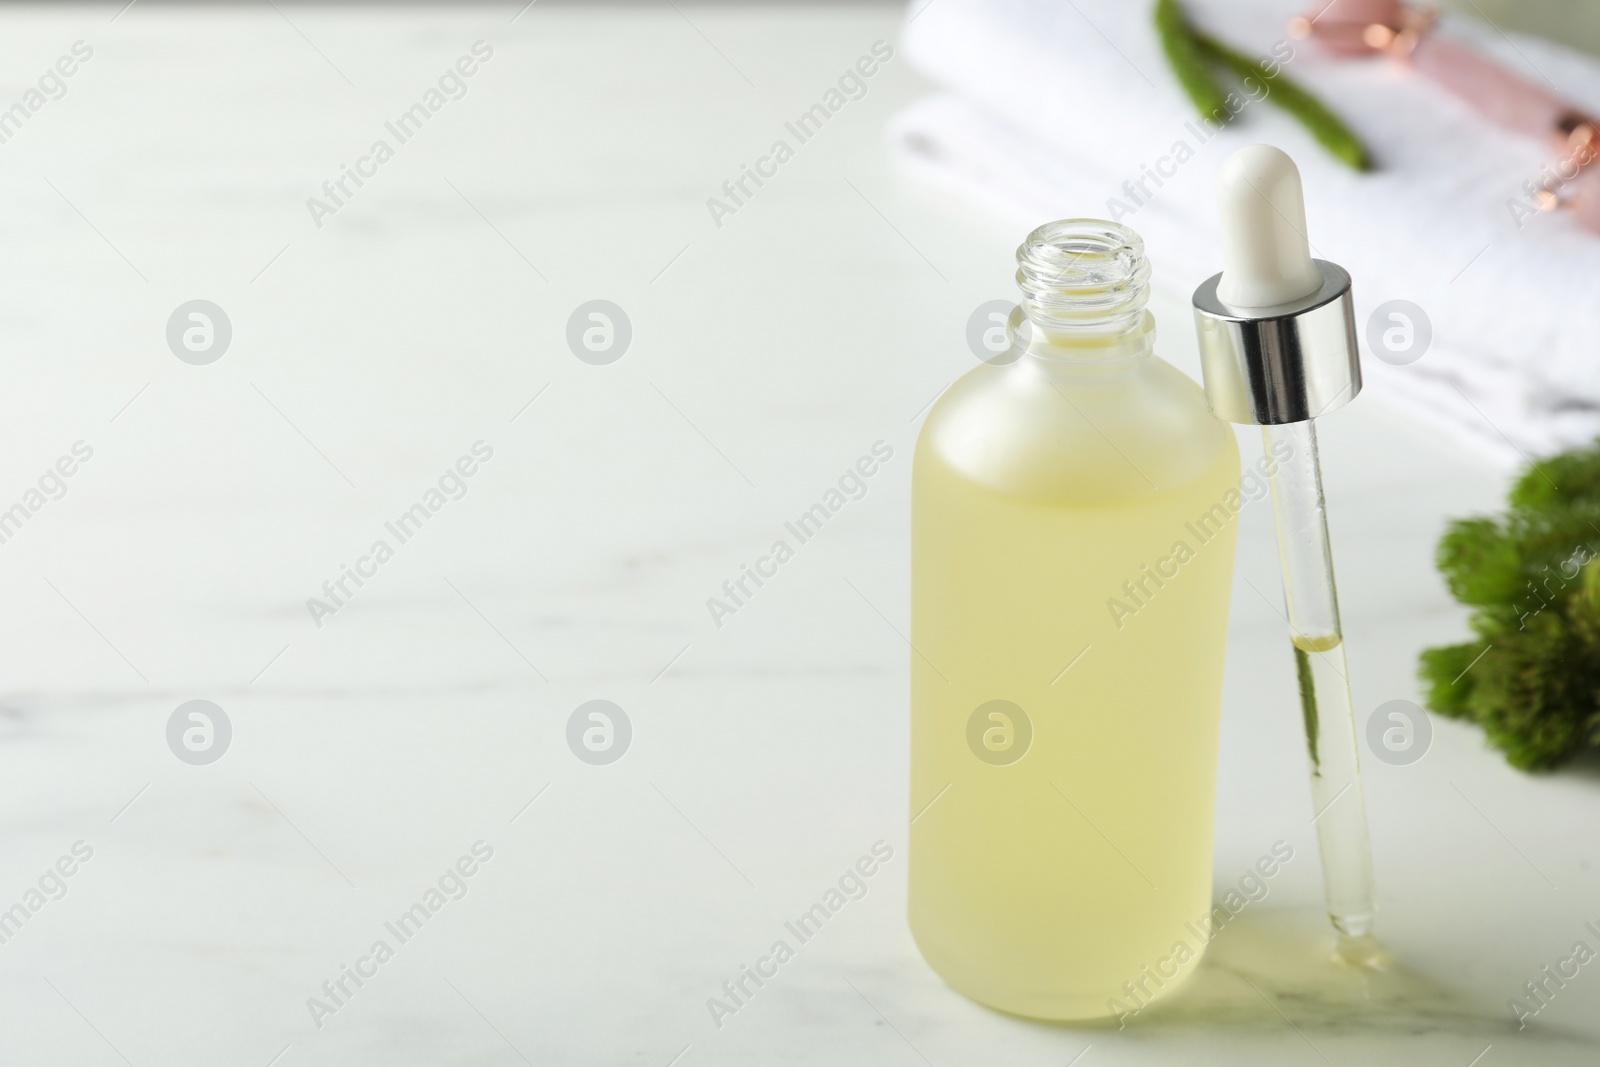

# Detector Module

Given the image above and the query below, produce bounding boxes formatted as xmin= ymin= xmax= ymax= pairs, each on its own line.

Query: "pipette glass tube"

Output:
xmin=1264 ymin=420 xmax=1379 ymax=962
xmin=1192 ymin=145 xmax=1381 ymax=963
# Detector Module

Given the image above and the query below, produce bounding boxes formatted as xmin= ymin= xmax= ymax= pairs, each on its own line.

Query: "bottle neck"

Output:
xmin=1011 ymin=219 xmax=1154 ymax=368
xmin=1010 ymin=307 xmax=1155 ymax=371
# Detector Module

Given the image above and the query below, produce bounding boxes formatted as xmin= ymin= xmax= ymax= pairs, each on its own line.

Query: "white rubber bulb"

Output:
xmin=1215 ymin=144 xmax=1324 ymax=309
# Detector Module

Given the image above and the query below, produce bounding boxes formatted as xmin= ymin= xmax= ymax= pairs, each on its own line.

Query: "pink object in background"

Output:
xmin=1293 ymin=0 xmax=1600 ymax=231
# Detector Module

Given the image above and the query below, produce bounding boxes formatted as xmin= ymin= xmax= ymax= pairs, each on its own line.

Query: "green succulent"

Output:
xmin=1420 ymin=443 xmax=1600 ymax=769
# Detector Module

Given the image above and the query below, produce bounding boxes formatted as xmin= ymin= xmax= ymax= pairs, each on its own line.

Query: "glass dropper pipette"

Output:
xmin=1192 ymin=145 xmax=1380 ymax=964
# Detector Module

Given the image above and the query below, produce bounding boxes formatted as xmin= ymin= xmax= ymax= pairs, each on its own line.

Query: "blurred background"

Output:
xmin=1445 ymin=0 xmax=1600 ymax=54
xmin=0 ymin=1 xmax=1597 ymax=1064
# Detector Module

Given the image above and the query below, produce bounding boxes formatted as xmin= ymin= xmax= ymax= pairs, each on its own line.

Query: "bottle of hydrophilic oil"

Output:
xmin=908 ymin=220 xmax=1240 ymax=1020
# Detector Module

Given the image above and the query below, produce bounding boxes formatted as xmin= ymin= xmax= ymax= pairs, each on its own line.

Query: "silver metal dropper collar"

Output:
xmin=1192 ymin=144 xmax=1362 ymax=426
xmin=1192 ymin=261 xmax=1361 ymax=425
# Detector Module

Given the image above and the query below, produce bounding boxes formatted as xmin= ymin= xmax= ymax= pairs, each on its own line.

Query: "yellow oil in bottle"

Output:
xmin=908 ymin=220 xmax=1241 ymax=1020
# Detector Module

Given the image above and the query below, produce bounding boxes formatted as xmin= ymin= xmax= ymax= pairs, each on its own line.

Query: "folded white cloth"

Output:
xmin=896 ymin=0 xmax=1600 ymax=463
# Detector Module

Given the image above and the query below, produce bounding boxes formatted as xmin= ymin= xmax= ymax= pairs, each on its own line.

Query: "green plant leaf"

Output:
xmin=1421 ymin=436 xmax=1600 ymax=770
xmin=1418 ymin=642 xmax=1484 ymax=718
xmin=1436 ymin=517 xmax=1520 ymax=606
xmin=1192 ymin=31 xmax=1372 ymax=171
xmin=1153 ymin=0 xmax=1228 ymax=119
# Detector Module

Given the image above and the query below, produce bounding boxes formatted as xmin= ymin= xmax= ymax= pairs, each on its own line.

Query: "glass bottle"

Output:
xmin=908 ymin=219 xmax=1241 ymax=1020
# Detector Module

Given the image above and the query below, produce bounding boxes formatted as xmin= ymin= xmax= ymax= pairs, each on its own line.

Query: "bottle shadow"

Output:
xmin=1057 ymin=909 xmax=1587 ymax=1051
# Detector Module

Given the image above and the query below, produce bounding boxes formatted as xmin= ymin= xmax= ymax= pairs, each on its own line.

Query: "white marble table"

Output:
xmin=0 ymin=3 xmax=1594 ymax=1064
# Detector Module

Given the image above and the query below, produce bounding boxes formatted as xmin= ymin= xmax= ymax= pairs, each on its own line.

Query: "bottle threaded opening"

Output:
xmin=1015 ymin=219 xmax=1151 ymax=335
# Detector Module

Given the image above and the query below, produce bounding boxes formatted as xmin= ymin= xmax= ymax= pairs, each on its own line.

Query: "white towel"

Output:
xmin=895 ymin=0 xmax=1600 ymax=463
